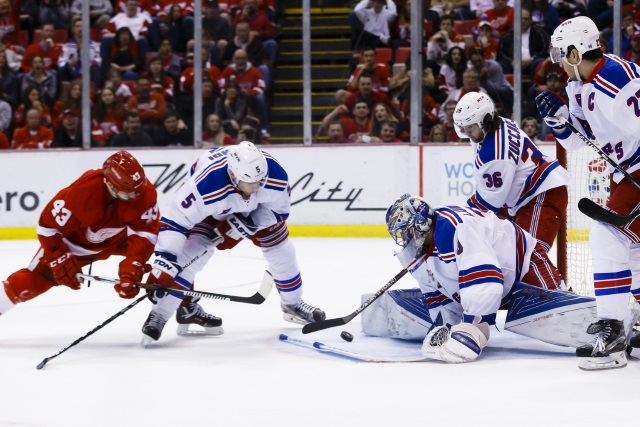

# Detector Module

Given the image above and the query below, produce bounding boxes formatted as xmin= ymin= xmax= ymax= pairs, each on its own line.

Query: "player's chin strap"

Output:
xmin=555 ymin=115 xmax=640 ymax=227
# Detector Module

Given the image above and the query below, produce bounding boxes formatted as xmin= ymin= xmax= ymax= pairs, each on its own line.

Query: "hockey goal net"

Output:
xmin=556 ymin=143 xmax=610 ymax=297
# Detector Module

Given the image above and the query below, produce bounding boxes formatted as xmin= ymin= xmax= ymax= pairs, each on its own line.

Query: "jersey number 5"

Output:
xmin=483 ymin=171 xmax=503 ymax=188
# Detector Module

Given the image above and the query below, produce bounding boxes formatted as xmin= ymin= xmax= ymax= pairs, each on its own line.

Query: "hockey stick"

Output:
xmin=557 ymin=116 xmax=640 ymax=227
xmin=76 ymin=270 xmax=274 ymax=304
xmin=301 ymin=268 xmax=408 ymax=334
xmin=36 ymin=294 xmax=147 ymax=370
xmin=279 ymin=334 xmax=426 ymax=362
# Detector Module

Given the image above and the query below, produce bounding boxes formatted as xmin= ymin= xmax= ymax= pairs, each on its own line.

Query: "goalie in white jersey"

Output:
xmin=385 ymin=194 xmax=564 ymax=363
xmin=535 ymin=16 xmax=640 ymax=370
xmin=140 ymin=141 xmax=325 ymax=344
xmin=453 ymin=92 xmax=571 ymax=253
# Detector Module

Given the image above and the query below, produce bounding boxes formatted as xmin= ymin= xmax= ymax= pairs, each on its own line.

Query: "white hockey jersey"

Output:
xmin=156 ymin=147 xmax=291 ymax=258
xmin=395 ymin=206 xmax=537 ymax=327
xmin=467 ymin=118 xmax=571 ymax=216
xmin=559 ymin=54 xmax=640 ymax=184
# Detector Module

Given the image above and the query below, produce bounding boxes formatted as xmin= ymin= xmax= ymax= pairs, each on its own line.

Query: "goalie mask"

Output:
xmin=386 ymin=193 xmax=435 ymax=250
xmin=227 ymin=141 xmax=268 ymax=188
xmin=103 ymin=150 xmax=146 ymax=201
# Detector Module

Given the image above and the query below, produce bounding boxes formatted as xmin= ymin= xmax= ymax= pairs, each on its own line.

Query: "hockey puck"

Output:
xmin=340 ymin=331 xmax=353 ymax=342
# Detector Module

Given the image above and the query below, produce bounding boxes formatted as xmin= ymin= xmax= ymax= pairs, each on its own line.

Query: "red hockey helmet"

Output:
xmin=103 ymin=151 xmax=147 ymax=200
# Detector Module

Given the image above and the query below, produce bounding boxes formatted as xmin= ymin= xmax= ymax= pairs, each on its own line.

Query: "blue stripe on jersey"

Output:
xmin=432 ymin=212 xmax=458 ymax=263
xmin=592 ymin=81 xmax=616 ymax=99
xmin=459 ymin=264 xmax=504 ymax=288
xmin=423 ymin=290 xmax=454 ymax=309
xmin=599 ymin=55 xmax=639 ymax=89
xmin=516 ymin=161 xmax=560 ymax=206
xmin=203 ymin=185 xmax=236 ymax=206
xmin=264 ymin=154 xmax=289 ymax=182
xmin=159 ymin=217 xmax=190 ymax=234
xmin=476 ymin=131 xmax=499 ymax=164
xmin=196 ymin=164 xmax=234 ymax=205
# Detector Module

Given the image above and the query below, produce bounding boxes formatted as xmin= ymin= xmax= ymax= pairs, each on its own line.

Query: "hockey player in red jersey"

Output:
xmin=0 ymin=151 xmax=159 ymax=315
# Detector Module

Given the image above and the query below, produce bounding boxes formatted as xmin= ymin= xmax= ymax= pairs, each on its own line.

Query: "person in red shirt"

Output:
xmin=21 ymin=23 xmax=62 ymax=72
xmin=220 ymin=48 xmax=269 ymax=137
xmin=127 ymin=75 xmax=167 ymax=129
xmin=485 ymin=0 xmax=514 ymax=38
xmin=0 ymin=152 xmax=161 ymax=317
xmin=344 ymin=72 xmax=396 ymax=117
xmin=11 ymin=108 xmax=54 ymax=149
xmin=231 ymin=0 xmax=277 ymax=66
xmin=320 ymin=99 xmax=372 ymax=142
xmin=336 ymin=46 xmax=391 ymax=104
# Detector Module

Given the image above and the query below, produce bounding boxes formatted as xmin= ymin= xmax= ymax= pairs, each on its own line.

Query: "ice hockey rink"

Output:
xmin=0 ymin=237 xmax=638 ymax=427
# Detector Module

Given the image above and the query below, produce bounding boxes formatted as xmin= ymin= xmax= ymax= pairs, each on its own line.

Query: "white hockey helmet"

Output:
xmin=549 ymin=16 xmax=601 ymax=64
xmin=452 ymin=92 xmax=495 ymax=139
xmin=227 ymin=141 xmax=268 ymax=187
xmin=386 ymin=193 xmax=435 ymax=251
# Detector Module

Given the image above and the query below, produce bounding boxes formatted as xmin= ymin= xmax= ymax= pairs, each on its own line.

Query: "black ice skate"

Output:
xmin=176 ymin=297 xmax=223 ymax=336
xmin=281 ymin=300 xmax=326 ymax=325
xmin=141 ymin=311 xmax=168 ymax=347
xmin=576 ymin=319 xmax=628 ymax=370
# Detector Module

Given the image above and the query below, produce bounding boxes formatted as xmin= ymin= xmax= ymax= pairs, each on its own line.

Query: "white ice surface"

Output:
xmin=0 ymin=238 xmax=638 ymax=427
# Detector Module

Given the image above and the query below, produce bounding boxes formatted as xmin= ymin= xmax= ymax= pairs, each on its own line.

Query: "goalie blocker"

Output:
xmin=362 ymin=282 xmax=640 ymax=360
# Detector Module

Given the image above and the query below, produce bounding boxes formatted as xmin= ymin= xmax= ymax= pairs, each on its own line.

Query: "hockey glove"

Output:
xmin=226 ymin=213 xmax=260 ymax=240
xmin=145 ymin=253 xmax=183 ymax=303
xmin=535 ymin=91 xmax=568 ymax=129
xmin=115 ymin=259 xmax=151 ymax=299
xmin=43 ymin=246 xmax=82 ymax=290
xmin=421 ymin=322 xmax=488 ymax=363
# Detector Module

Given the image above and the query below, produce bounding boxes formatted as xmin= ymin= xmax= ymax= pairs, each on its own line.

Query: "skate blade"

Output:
xmin=578 ymin=351 xmax=628 ymax=371
xmin=282 ymin=313 xmax=309 ymax=325
xmin=141 ymin=335 xmax=157 ymax=348
xmin=176 ymin=324 xmax=224 ymax=336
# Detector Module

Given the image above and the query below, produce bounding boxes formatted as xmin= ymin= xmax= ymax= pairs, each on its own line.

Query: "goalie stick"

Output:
xmin=279 ymin=334 xmax=426 ymax=362
xmin=557 ymin=116 xmax=640 ymax=227
xmin=301 ymin=269 xmax=408 ymax=334
xmin=76 ymin=270 xmax=274 ymax=304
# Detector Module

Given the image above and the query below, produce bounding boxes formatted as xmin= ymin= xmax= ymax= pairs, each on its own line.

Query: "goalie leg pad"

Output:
xmin=361 ymin=289 xmax=434 ymax=340
xmin=421 ymin=322 xmax=489 ymax=363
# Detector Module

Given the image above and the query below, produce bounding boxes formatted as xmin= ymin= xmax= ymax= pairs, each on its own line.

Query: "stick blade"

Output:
xmin=302 ymin=316 xmax=350 ymax=334
xmin=36 ymin=359 xmax=48 ymax=370
xmin=578 ymin=198 xmax=636 ymax=227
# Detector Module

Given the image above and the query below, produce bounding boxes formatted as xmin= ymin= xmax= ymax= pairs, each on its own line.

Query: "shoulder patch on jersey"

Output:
xmin=594 ymin=55 xmax=640 ymax=98
xmin=476 ymin=130 xmax=501 ymax=166
xmin=264 ymin=154 xmax=289 ymax=191
xmin=432 ymin=211 xmax=458 ymax=263
xmin=195 ymin=164 xmax=235 ymax=205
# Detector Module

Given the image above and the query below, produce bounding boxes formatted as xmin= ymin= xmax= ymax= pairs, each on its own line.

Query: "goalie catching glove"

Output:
xmin=43 ymin=246 xmax=82 ymax=290
xmin=421 ymin=318 xmax=489 ymax=363
xmin=114 ymin=258 xmax=152 ymax=299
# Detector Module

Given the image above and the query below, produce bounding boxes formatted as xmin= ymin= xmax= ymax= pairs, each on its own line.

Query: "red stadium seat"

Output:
xmin=3 ymin=30 xmax=28 ymax=46
xmin=453 ymin=19 xmax=479 ymax=35
xmin=375 ymin=47 xmax=392 ymax=65
xmin=90 ymin=28 xmax=103 ymax=42
xmin=395 ymin=47 xmax=411 ymax=65
xmin=505 ymin=74 xmax=514 ymax=86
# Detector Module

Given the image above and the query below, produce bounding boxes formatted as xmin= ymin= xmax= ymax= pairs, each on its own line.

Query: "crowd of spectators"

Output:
xmin=319 ymin=0 xmax=636 ymax=143
xmin=0 ymin=0 xmax=280 ymax=149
